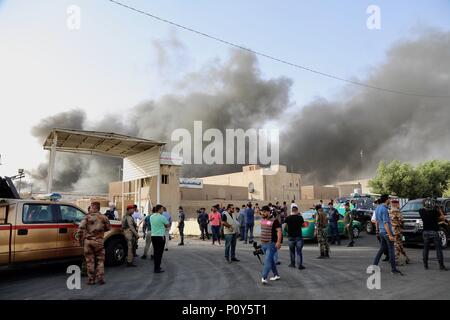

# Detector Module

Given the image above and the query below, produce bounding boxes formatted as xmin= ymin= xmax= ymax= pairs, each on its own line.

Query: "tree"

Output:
xmin=369 ymin=160 xmax=450 ymax=199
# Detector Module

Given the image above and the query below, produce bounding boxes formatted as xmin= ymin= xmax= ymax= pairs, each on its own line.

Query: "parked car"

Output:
xmin=0 ymin=177 xmax=127 ymax=267
xmin=296 ymin=207 xmax=362 ymax=241
xmin=401 ymin=198 xmax=450 ymax=248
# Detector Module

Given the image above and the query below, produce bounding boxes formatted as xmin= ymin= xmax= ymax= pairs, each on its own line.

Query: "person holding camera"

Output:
xmin=419 ymin=198 xmax=447 ymax=271
xmin=284 ymin=206 xmax=305 ymax=270
xmin=222 ymin=204 xmax=240 ymax=263
xmin=260 ymin=205 xmax=282 ymax=285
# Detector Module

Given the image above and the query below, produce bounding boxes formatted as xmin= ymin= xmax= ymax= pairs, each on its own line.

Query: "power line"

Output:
xmin=107 ymin=0 xmax=450 ymax=99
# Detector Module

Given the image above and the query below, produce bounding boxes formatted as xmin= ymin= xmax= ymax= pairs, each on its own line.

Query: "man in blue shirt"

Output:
xmin=372 ymin=194 xmax=403 ymax=275
xmin=244 ymin=203 xmax=255 ymax=244
xmin=162 ymin=207 xmax=172 ymax=251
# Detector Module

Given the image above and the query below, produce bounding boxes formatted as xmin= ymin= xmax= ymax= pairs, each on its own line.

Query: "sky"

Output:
xmin=0 ymin=0 xmax=449 ymax=178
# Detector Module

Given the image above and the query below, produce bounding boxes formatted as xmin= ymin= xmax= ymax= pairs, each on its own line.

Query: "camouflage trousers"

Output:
xmin=394 ymin=233 xmax=409 ymax=265
xmin=84 ymin=238 xmax=105 ymax=283
xmin=317 ymin=228 xmax=330 ymax=255
xmin=125 ymin=231 xmax=135 ymax=263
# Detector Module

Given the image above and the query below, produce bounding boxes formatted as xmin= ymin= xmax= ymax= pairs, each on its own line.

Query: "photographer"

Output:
xmin=419 ymin=198 xmax=448 ymax=271
xmin=259 ymin=205 xmax=282 ymax=285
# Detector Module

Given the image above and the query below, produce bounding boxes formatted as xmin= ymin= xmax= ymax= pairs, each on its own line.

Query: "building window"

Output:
xmin=161 ymin=174 xmax=169 ymax=184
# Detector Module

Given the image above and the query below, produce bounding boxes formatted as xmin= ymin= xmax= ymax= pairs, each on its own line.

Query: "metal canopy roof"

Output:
xmin=43 ymin=128 xmax=166 ymax=158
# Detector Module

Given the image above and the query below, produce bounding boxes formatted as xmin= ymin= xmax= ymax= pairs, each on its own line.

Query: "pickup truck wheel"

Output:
xmin=105 ymin=238 xmax=126 ymax=266
xmin=352 ymin=227 xmax=360 ymax=239
xmin=365 ymin=222 xmax=373 ymax=234
xmin=438 ymin=229 xmax=448 ymax=249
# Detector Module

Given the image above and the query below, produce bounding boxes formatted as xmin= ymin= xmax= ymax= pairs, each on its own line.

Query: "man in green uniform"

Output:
xmin=123 ymin=205 xmax=139 ymax=267
xmin=314 ymin=205 xmax=330 ymax=259
xmin=344 ymin=202 xmax=355 ymax=247
xmin=79 ymin=202 xmax=111 ymax=285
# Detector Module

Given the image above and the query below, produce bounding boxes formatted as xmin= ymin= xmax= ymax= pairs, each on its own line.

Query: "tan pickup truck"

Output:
xmin=0 ymin=179 xmax=127 ymax=267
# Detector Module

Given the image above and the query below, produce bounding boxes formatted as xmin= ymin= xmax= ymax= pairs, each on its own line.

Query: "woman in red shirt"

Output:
xmin=209 ymin=205 xmax=222 ymax=245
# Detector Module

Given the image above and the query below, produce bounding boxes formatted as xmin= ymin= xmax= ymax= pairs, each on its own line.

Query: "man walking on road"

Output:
xmin=141 ymin=207 xmax=154 ymax=260
xmin=237 ymin=207 xmax=246 ymax=241
xmin=197 ymin=208 xmax=209 ymax=240
xmin=390 ymin=199 xmax=410 ymax=266
xmin=122 ymin=205 xmax=139 ymax=267
xmin=373 ymin=194 xmax=403 ymax=275
xmin=178 ymin=206 xmax=185 ymax=246
xmin=79 ymin=202 xmax=111 ymax=285
xmin=162 ymin=207 xmax=172 ymax=251
xmin=284 ymin=206 xmax=305 ymax=270
xmin=244 ymin=203 xmax=255 ymax=244
xmin=260 ymin=205 xmax=282 ymax=284
xmin=222 ymin=204 xmax=240 ymax=263
xmin=344 ymin=202 xmax=355 ymax=247
xmin=150 ymin=204 xmax=170 ymax=273
xmin=419 ymin=198 xmax=447 ymax=271
xmin=329 ymin=201 xmax=340 ymax=245
xmin=315 ymin=205 xmax=330 ymax=259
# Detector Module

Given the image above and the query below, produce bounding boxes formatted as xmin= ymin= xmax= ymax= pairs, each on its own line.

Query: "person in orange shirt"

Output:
xmin=209 ymin=204 xmax=222 ymax=245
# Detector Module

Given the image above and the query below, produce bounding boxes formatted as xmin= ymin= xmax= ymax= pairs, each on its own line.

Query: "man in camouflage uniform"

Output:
xmin=390 ymin=199 xmax=410 ymax=266
xmin=344 ymin=202 xmax=355 ymax=247
xmin=78 ymin=202 xmax=111 ymax=285
xmin=123 ymin=205 xmax=139 ymax=267
xmin=314 ymin=205 xmax=330 ymax=259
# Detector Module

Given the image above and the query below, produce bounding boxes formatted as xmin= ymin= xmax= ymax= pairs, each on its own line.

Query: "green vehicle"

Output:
xmin=284 ymin=206 xmax=362 ymax=240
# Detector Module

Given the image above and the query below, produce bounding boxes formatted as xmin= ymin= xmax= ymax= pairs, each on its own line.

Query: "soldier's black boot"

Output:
xmin=325 ymin=251 xmax=330 ymax=258
xmin=126 ymin=262 xmax=137 ymax=267
xmin=424 ymin=261 xmax=429 ymax=270
xmin=317 ymin=252 xmax=325 ymax=259
xmin=439 ymin=263 xmax=448 ymax=271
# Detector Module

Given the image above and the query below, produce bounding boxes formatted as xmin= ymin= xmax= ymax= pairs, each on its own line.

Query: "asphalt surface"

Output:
xmin=1 ymin=233 xmax=450 ymax=300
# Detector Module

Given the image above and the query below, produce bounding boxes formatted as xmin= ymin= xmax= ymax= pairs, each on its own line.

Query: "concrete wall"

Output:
xmin=180 ymin=184 xmax=249 ymax=201
xmin=301 ymin=185 xmax=339 ymax=200
xmin=200 ymin=165 xmax=301 ymax=202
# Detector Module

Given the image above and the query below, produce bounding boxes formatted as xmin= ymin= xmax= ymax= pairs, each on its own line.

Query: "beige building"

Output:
xmin=200 ymin=164 xmax=301 ymax=202
xmin=300 ymin=185 xmax=339 ymax=200
xmin=323 ymin=178 xmax=373 ymax=197
xmin=109 ymin=163 xmax=181 ymax=216
xmin=180 ymin=184 xmax=248 ymax=201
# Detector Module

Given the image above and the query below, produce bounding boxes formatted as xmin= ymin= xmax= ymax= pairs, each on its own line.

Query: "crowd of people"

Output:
xmin=77 ymin=195 xmax=447 ymax=286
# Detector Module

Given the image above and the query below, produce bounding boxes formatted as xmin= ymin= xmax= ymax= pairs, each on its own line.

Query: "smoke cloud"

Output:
xmin=29 ymin=30 xmax=450 ymax=192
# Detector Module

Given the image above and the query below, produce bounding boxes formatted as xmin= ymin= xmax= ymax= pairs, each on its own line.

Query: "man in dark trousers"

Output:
xmin=178 ymin=206 xmax=185 ymax=246
xmin=373 ymin=194 xmax=403 ymax=275
xmin=284 ymin=206 xmax=305 ymax=270
xmin=197 ymin=208 xmax=209 ymax=240
xmin=150 ymin=204 xmax=170 ymax=273
xmin=328 ymin=201 xmax=340 ymax=245
xmin=419 ymin=198 xmax=448 ymax=271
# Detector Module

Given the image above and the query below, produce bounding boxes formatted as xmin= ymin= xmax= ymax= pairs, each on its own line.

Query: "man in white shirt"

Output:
xmin=132 ymin=205 xmax=143 ymax=224
xmin=290 ymin=200 xmax=298 ymax=213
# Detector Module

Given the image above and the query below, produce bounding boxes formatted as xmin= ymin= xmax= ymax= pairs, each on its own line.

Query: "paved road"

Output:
xmin=1 ymin=233 xmax=449 ymax=300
